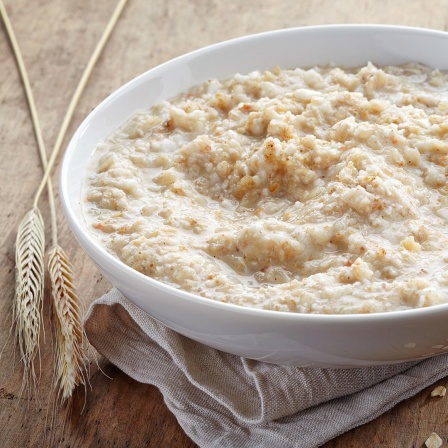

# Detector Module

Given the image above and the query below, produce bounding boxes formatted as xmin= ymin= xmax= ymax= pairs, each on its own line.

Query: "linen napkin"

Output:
xmin=84 ymin=288 xmax=448 ymax=448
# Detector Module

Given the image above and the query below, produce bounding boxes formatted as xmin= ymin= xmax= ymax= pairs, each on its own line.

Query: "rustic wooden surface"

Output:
xmin=1 ymin=0 xmax=448 ymax=447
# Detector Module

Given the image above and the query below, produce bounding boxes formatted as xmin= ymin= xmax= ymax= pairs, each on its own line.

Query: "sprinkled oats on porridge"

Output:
xmin=83 ymin=62 xmax=448 ymax=314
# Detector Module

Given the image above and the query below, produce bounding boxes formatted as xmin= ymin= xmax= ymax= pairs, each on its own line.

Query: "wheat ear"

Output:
xmin=43 ymin=0 xmax=128 ymax=403
xmin=47 ymin=246 xmax=87 ymax=403
xmin=0 ymin=0 xmax=127 ymax=401
xmin=0 ymin=0 xmax=50 ymax=397
xmin=13 ymin=207 xmax=45 ymax=396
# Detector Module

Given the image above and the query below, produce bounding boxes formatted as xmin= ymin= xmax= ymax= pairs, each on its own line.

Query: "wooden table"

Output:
xmin=1 ymin=0 xmax=448 ymax=446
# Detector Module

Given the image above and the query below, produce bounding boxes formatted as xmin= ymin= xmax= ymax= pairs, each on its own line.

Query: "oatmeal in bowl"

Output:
xmin=62 ymin=25 xmax=448 ymax=366
xmin=83 ymin=62 xmax=448 ymax=315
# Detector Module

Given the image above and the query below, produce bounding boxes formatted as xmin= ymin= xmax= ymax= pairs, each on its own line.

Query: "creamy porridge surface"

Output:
xmin=83 ymin=62 xmax=448 ymax=314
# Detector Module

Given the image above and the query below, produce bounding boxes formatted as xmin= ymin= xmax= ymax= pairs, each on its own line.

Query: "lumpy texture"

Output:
xmin=83 ymin=62 xmax=448 ymax=314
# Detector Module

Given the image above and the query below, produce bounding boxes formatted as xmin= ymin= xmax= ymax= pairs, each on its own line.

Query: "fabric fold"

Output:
xmin=84 ymin=289 xmax=448 ymax=448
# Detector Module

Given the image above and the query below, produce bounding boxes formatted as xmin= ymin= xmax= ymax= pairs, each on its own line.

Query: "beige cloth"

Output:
xmin=85 ymin=289 xmax=448 ymax=448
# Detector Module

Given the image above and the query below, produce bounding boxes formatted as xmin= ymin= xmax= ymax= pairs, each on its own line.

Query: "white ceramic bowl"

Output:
xmin=61 ymin=25 xmax=448 ymax=367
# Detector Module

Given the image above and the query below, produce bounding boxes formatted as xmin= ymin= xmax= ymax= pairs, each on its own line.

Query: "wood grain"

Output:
xmin=1 ymin=0 xmax=448 ymax=446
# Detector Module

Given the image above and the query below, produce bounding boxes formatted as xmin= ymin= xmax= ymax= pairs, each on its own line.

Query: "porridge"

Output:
xmin=83 ymin=62 xmax=448 ymax=314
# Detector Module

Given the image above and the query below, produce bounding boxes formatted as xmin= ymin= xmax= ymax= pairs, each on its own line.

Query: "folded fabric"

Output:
xmin=84 ymin=289 xmax=448 ymax=448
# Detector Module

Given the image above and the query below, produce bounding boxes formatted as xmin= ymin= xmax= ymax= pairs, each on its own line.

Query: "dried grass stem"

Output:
xmin=33 ymin=0 xmax=129 ymax=209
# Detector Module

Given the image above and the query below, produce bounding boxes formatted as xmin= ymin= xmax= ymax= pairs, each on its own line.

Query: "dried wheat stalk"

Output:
xmin=0 ymin=0 xmax=49 ymax=397
xmin=34 ymin=0 xmax=129 ymax=203
xmin=1 ymin=0 xmax=129 ymax=406
xmin=41 ymin=0 xmax=128 ymax=404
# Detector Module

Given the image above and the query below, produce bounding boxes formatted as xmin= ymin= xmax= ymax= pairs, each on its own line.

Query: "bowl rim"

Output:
xmin=61 ymin=23 xmax=448 ymax=323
